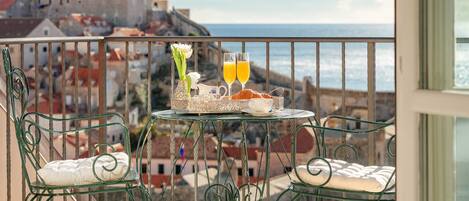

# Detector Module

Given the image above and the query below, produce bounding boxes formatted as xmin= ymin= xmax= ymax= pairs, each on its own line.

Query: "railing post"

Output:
xmin=315 ymin=42 xmax=321 ymax=120
xmin=367 ymin=42 xmax=376 ymax=165
xmin=146 ymin=41 xmax=153 ymax=194
xmin=5 ymin=45 xmax=12 ymax=201
xmin=98 ymin=40 xmax=107 ymax=152
xmin=193 ymin=122 xmax=200 ymax=201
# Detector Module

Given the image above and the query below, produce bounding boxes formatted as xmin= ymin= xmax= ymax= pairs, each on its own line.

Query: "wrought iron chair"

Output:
xmin=278 ymin=115 xmax=396 ymax=201
xmin=2 ymin=48 xmax=151 ymax=200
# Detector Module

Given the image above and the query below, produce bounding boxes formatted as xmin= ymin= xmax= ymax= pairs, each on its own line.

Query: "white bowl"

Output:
xmin=248 ymin=98 xmax=273 ymax=113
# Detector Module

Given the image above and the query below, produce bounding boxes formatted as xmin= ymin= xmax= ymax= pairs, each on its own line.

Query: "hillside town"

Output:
xmin=0 ymin=0 xmax=396 ymax=200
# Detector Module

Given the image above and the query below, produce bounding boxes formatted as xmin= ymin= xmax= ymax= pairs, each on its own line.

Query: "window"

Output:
xmin=43 ymin=28 xmax=49 ymax=36
xmin=175 ymin=165 xmax=182 ymax=175
xmin=237 ymin=168 xmax=254 ymax=176
xmin=43 ymin=46 xmax=47 ymax=52
xmin=398 ymin=0 xmax=469 ymax=199
xmin=29 ymin=47 xmax=33 ymax=52
xmin=56 ymin=46 xmax=61 ymax=53
xmin=248 ymin=168 xmax=254 ymax=177
xmin=141 ymin=164 xmax=147 ymax=174
xmin=158 ymin=164 xmax=164 ymax=174
xmin=112 ymin=135 xmax=115 ymax=142
xmin=455 ymin=0 xmax=469 ymax=88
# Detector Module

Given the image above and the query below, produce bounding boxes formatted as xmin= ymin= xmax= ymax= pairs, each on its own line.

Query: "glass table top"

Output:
xmin=152 ymin=109 xmax=315 ymax=122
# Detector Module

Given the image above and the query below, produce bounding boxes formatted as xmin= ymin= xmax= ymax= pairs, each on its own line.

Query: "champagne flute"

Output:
xmin=223 ymin=53 xmax=236 ymax=96
xmin=236 ymin=52 xmax=250 ymax=90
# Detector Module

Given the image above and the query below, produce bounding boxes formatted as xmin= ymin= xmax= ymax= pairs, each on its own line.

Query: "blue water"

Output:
xmin=204 ymin=24 xmax=395 ymax=91
xmin=204 ymin=24 xmax=469 ymax=91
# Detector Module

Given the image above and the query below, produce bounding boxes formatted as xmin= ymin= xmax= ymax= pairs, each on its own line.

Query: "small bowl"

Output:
xmin=248 ymin=98 xmax=273 ymax=113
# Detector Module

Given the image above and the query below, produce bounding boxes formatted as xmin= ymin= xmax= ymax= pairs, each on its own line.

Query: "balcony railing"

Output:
xmin=0 ymin=36 xmax=397 ymax=201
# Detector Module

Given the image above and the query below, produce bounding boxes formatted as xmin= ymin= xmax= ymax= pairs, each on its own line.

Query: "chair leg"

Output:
xmin=126 ymin=188 xmax=136 ymax=201
xmin=26 ymin=193 xmax=39 ymax=201
xmin=275 ymin=188 xmax=291 ymax=201
xmin=291 ymin=192 xmax=303 ymax=201
xmin=138 ymin=186 xmax=151 ymax=201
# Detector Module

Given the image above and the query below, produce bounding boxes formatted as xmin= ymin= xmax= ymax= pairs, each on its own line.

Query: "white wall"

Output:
xmin=24 ymin=19 xmax=66 ymax=69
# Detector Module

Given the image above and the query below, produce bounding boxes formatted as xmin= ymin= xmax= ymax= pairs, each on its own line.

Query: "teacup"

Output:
xmin=248 ymin=98 xmax=273 ymax=113
xmin=198 ymin=84 xmax=227 ymax=99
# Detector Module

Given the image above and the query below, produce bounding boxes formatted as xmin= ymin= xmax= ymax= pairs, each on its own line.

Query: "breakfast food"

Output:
xmin=231 ymin=89 xmax=272 ymax=100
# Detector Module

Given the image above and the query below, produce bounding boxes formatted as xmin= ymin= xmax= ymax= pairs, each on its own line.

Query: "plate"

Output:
xmin=241 ymin=109 xmax=277 ymax=117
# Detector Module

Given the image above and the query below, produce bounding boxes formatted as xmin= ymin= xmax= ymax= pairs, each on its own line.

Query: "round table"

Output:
xmin=147 ymin=109 xmax=315 ymax=201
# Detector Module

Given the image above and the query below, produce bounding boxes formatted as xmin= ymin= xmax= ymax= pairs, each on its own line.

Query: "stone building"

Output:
xmin=58 ymin=13 xmax=112 ymax=36
xmin=6 ymin=0 xmax=171 ymax=27
xmin=0 ymin=18 xmax=65 ymax=69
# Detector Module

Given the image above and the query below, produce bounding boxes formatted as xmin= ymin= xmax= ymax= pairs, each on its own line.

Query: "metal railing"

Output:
xmin=0 ymin=36 xmax=396 ymax=201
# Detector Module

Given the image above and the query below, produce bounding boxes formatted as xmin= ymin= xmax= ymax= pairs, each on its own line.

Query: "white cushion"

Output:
xmin=294 ymin=158 xmax=395 ymax=192
xmin=37 ymin=152 xmax=130 ymax=186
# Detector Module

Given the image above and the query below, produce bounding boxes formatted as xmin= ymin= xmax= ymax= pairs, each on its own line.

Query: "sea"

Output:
xmin=204 ymin=24 xmax=469 ymax=91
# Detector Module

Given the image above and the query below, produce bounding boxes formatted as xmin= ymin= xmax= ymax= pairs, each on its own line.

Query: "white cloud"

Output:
xmin=337 ymin=0 xmax=353 ymax=11
xmin=175 ymin=0 xmax=394 ymax=24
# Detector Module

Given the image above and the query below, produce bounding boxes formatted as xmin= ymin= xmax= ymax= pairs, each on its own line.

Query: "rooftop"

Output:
xmin=0 ymin=18 xmax=44 ymax=38
xmin=141 ymin=135 xmax=219 ymax=160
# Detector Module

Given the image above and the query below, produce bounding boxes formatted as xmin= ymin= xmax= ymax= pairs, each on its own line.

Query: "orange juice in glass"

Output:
xmin=237 ymin=53 xmax=250 ymax=89
xmin=223 ymin=53 xmax=236 ymax=96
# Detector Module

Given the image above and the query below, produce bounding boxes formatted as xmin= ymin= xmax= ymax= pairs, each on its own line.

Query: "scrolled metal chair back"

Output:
xmin=3 ymin=48 xmax=29 ymax=122
xmin=2 ymin=48 xmax=40 ymax=190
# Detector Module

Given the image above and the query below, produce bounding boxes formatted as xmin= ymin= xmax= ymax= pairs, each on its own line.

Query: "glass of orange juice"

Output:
xmin=223 ymin=53 xmax=236 ymax=96
xmin=237 ymin=52 xmax=250 ymax=90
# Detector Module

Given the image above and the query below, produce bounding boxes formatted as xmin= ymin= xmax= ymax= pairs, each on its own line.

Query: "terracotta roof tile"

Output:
xmin=26 ymin=95 xmax=73 ymax=114
xmin=68 ymin=67 xmax=100 ymax=87
xmin=269 ymin=127 xmax=315 ymax=153
xmin=111 ymin=27 xmax=145 ymax=37
xmin=108 ymin=49 xmax=123 ymax=61
xmin=222 ymin=146 xmax=258 ymax=160
xmin=141 ymin=135 xmax=218 ymax=160
xmin=0 ymin=0 xmax=15 ymax=11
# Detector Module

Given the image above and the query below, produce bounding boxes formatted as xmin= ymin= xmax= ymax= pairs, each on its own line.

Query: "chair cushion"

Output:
xmin=294 ymin=158 xmax=395 ymax=192
xmin=37 ymin=152 xmax=130 ymax=186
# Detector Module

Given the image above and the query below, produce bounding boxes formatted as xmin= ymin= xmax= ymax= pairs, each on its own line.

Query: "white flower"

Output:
xmin=171 ymin=43 xmax=193 ymax=59
xmin=187 ymin=72 xmax=201 ymax=89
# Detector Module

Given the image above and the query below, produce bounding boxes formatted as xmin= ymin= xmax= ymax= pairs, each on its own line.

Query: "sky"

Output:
xmin=171 ymin=0 xmax=395 ymax=24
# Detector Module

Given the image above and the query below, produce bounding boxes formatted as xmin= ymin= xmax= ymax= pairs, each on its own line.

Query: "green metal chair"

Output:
xmin=278 ymin=115 xmax=396 ymax=201
xmin=2 ymin=48 xmax=151 ymax=200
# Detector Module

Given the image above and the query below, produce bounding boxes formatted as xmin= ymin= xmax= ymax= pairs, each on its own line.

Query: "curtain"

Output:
xmin=420 ymin=0 xmax=456 ymax=200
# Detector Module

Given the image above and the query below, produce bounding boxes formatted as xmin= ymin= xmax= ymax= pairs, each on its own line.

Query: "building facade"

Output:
xmin=6 ymin=0 xmax=171 ymax=27
xmin=0 ymin=18 xmax=65 ymax=69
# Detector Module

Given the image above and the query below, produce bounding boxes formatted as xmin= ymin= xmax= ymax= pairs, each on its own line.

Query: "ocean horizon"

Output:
xmin=203 ymin=23 xmax=469 ymax=91
xmin=204 ymin=23 xmax=396 ymax=91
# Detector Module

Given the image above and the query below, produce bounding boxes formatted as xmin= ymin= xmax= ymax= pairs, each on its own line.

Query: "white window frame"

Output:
xmin=397 ymin=0 xmax=469 ymax=200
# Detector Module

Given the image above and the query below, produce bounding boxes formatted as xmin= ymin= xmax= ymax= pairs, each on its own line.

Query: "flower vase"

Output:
xmin=174 ymin=80 xmax=189 ymax=100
